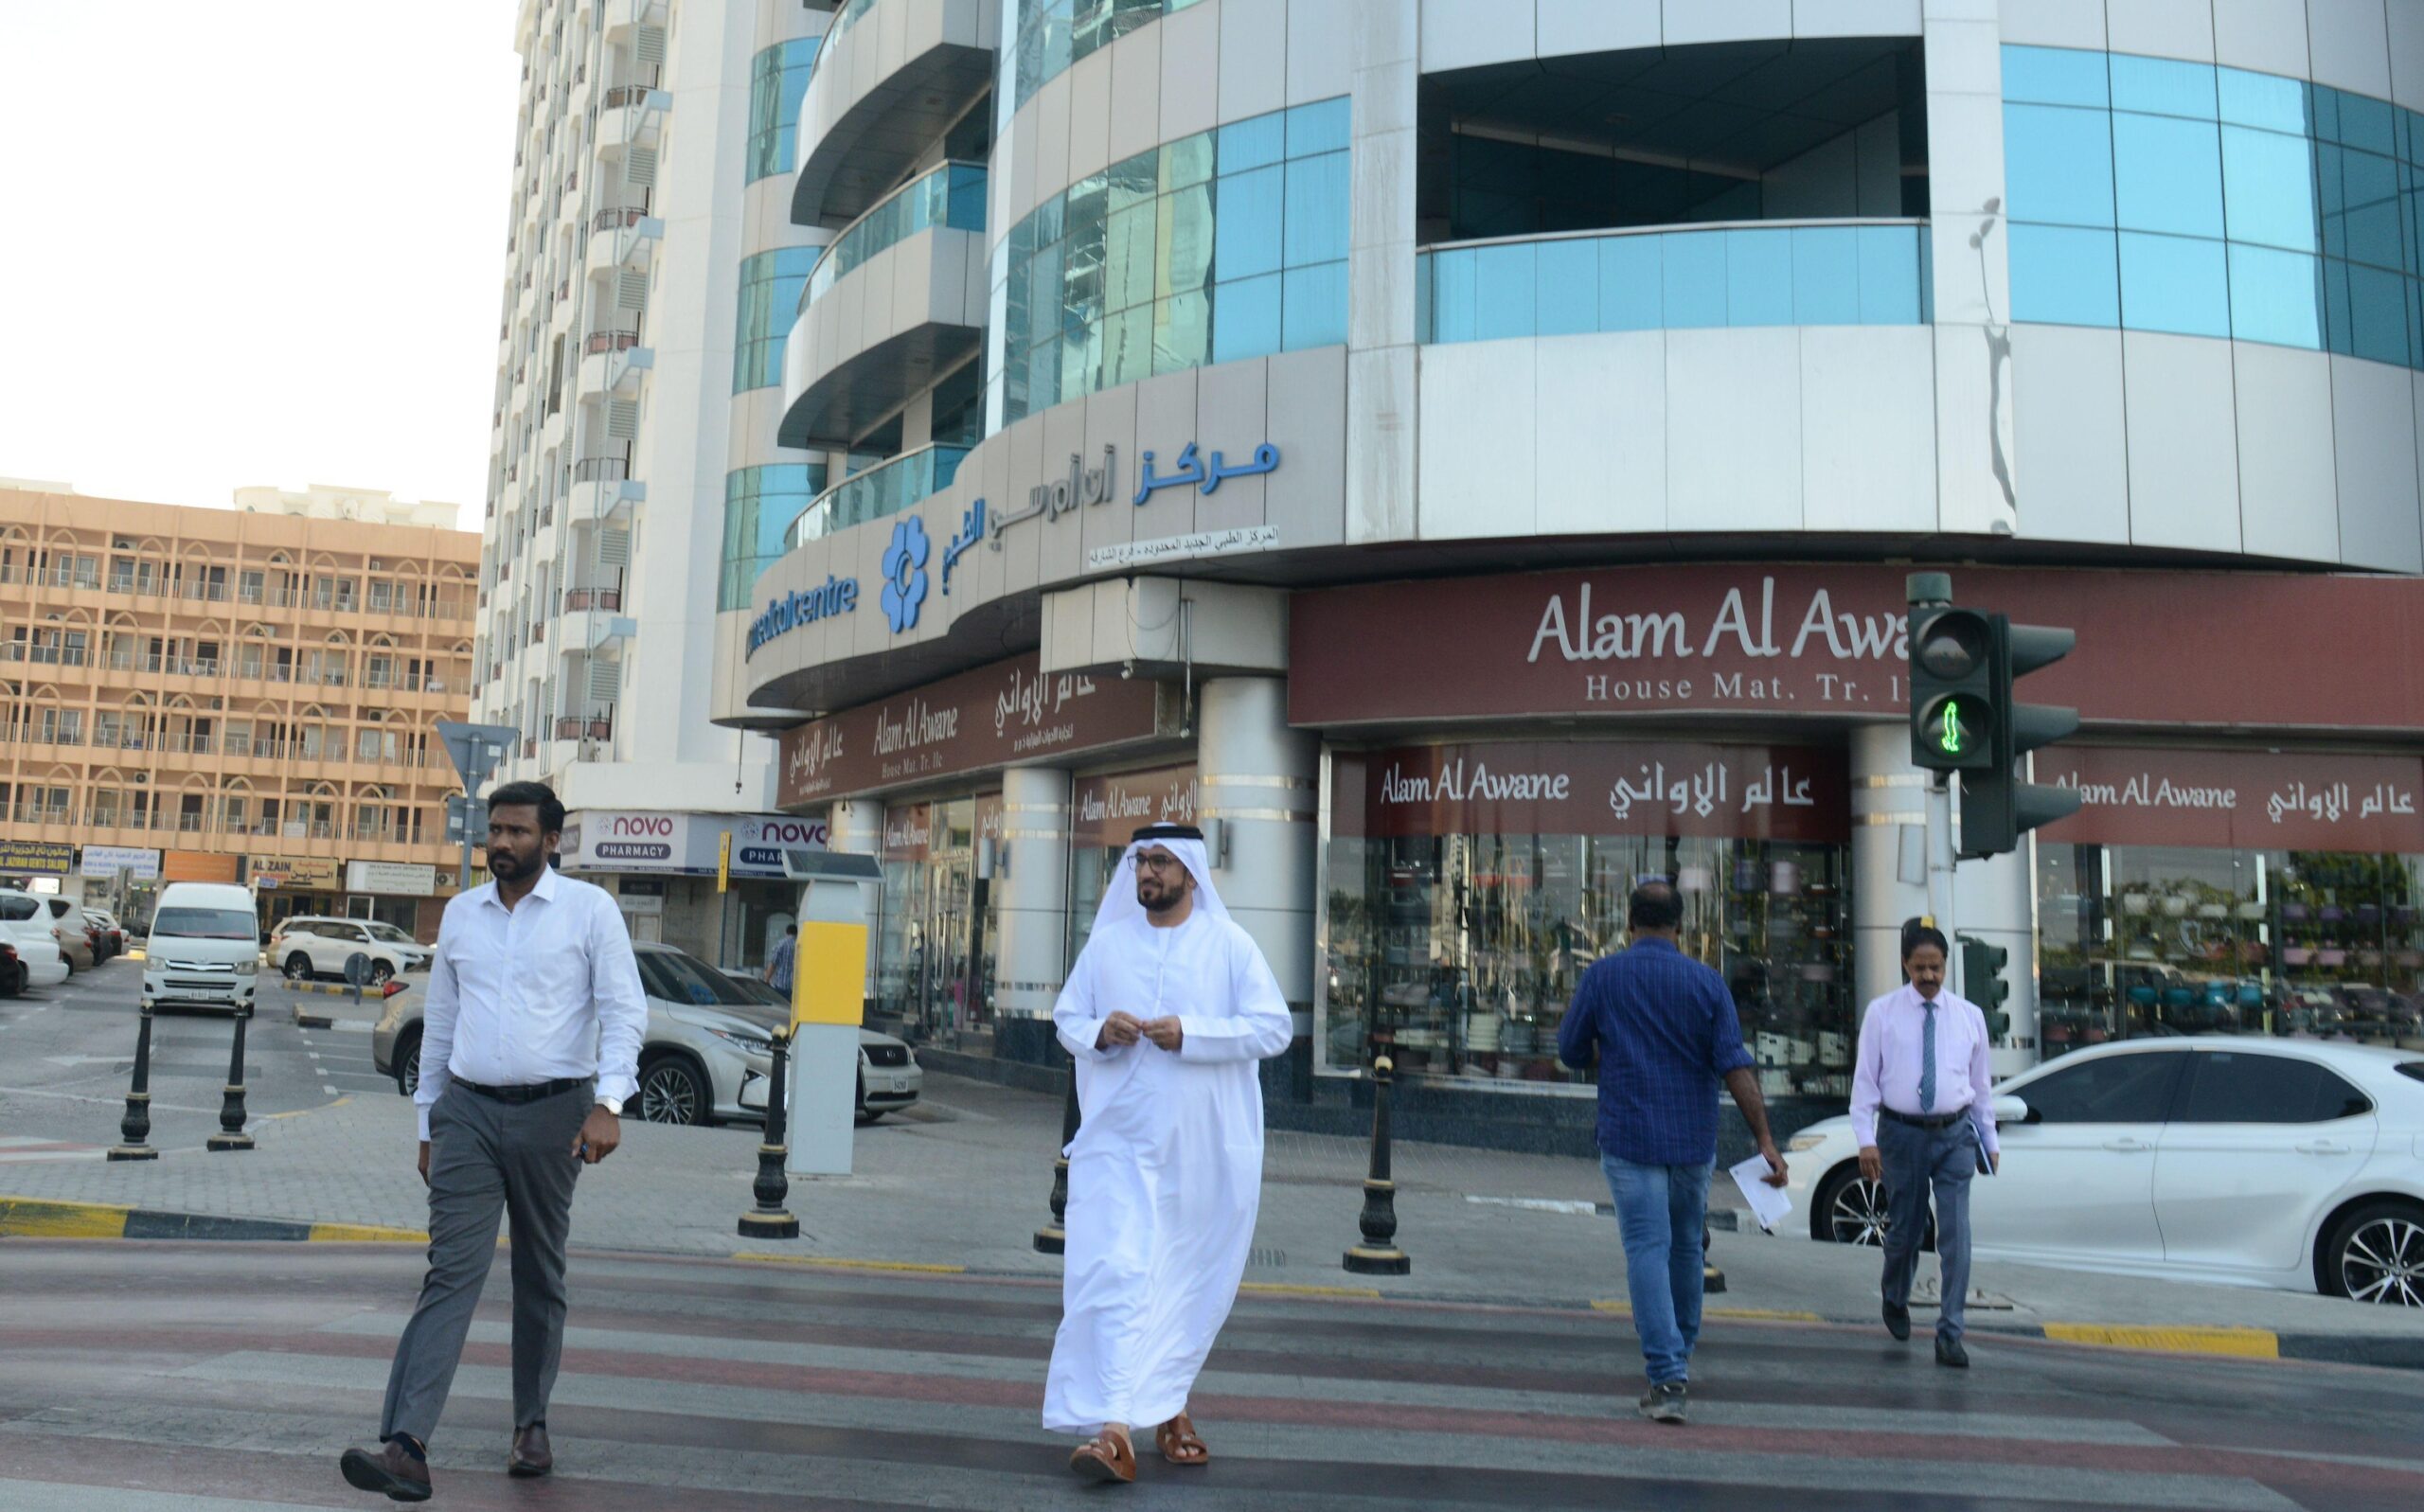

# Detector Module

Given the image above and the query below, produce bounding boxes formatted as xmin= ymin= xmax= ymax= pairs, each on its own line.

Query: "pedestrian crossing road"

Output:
xmin=0 ymin=1239 xmax=2416 ymax=1509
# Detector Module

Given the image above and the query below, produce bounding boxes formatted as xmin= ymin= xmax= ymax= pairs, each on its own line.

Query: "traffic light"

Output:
xmin=1908 ymin=603 xmax=1997 ymax=773
xmin=1959 ymin=934 xmax=2012 ymax=1040
xmin=1958 ymin=617 xmax=2081 ymax=859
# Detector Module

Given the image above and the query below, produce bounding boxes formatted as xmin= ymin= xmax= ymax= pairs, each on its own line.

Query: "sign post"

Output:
xmin=436 ymin=721 xmax=518 ymax=891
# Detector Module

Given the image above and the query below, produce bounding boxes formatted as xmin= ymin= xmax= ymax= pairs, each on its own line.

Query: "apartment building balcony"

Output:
xmin=792 ymin=0 xmax=997 ymax=229
xmin=586 ymin=203 xmax=662 ymax=276
xmin=553 ymin=714 xmax=613 ymax=742
xmin=569 ymin=461 xmax=644 ymax=525
xmin=790 ymin=442 xmax=968 ymax=546
xmin=777 ymin=163 xmax=987 ymax=450
xmin=595 ymin=82 xmax=669 ymax=160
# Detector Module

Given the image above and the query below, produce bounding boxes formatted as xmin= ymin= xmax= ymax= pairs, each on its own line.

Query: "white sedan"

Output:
xmin=1781 ymin=1037 xmax=2424 ymax=1307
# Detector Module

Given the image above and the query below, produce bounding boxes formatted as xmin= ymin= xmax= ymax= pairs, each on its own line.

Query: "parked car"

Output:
xmin=722 ymin=972 xmax=924 ymax=1124
xmin=141 ymin=883 xmax=263 ymax=1015
xmin=82 ymin=909 xmax=125 ymax=960
xmin=271 ymin=916 xmax=434 ymax=985
xmin=0 ymin=891 xmax=68 ymax=989
xmin=42 ymin=898 xmax=96 ymax=974
xmin=0 ymin=941 xmax=23 ymax=998
xmin=1782 ymin=1038 xmax=2424 ymax=1307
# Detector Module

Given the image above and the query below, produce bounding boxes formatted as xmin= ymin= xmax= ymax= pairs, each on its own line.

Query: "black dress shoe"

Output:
xmin=1935 ymin=1335 xmax=1970 ymax=1368
xmin=339 ymin=1440 xmax=432 ymax=1502
xmin=1882 ymin=1301 xmax=1912 ymax=1342
xmin=509 ymin=1422 xmax=554 ymax=1477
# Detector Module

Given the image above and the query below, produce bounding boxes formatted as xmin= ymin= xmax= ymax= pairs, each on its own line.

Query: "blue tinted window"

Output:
xmin=2344 ymin=261 xmax=2412 ymax=364
xmin=1286 ymin=97 xmax=1351 ymax=158
xmin=1212 ymin=272 xmax=1281 ymax=362
xmin=1598 ymin=236 xmax=1663 ymax=330
xmin=2338 ymin=89 xmax=2396 ymax=154
xmin=1218 ymin=111 xmax=1287 ymax=173
xmin=2009 ymin=223 xmax=2121 ymax=326
xmin=2221 ymin=124 xmax=2321 ymax=251
xmin=2218 ymin=67 xmax=2308 ymax=133
xmin=2117 ymin=231 xmax=2231 ymax=337
xmin=1213 ymin=165 xmax=1284 ymax=281
xmin=1425 ymin=248 xmax=1475 ymax=344
xmin=1535 ymin=238 xmax=1599 ymax=336
xmin=1471 ymin=242 xmax=1536 ymax=340
xmin=2334 ymin=148 xmax=2404 ymax=270
xmin=2004 ymin=44 xmax=2109 ymax=108
xmin=1856 ymin=224 xmax=1925 ymax=323
xmin=2226 ymin=243 xmax=2324 ymax=347
xmin=2005 ymin=104 xmax=2116 ymax=226
xmin=1725 ymin=228 xmax=1793 ymax=325
xmin=2113 ymin=112 xmax=2225 ymax=237
xmin=1790 ymin=226 xmax=1861 ymax=325
xmin=1282 ymin=153 xmax=1350 ymax=266
xmin=1280 ymin=261 xmax=1347 ymax=350
xmin=2109 ymin=53 xmax=2217 ymax=119
xmin=1663 ymin=231 xmax=1729 ymax=328
xmin=745 ymin=37 xmax=822 ymax=183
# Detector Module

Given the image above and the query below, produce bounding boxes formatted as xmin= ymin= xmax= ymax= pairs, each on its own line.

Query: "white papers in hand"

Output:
xmin=1728 ymin=1155 xmax=1792 ymax=1234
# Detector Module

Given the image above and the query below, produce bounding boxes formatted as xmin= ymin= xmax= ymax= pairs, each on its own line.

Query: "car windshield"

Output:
xmin=152 ymin=908 xmax=259 ymax=941
xmin=725 ymin=976 xmax=788 ymax=1007
xmin=365 ymin=923 xmax=417 ymax=943
xmin=635 ymin=949 xmax=759 ymax=1007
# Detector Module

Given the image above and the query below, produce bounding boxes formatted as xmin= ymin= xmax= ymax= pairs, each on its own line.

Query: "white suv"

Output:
xmin=270 ymin=916 xmax=434 ymax=984
xmin=0 ymin=890 xmax=69 ymax=990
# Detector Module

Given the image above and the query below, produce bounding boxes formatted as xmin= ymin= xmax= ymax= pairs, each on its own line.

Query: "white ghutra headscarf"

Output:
xmin=1085 ymin=823 xmax=1231 ymax=939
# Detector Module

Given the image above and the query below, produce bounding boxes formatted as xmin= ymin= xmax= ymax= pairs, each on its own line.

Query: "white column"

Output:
xmin=1850 ymin=725 xmax=2041 ymax=1077
xmin=993 ymin=766 xmax=1071 ymax=1022
xmin=1197 ymin=678 xmax=1318 ymax=1042
xmin=829 ymin=798 xmax=883 ymax=997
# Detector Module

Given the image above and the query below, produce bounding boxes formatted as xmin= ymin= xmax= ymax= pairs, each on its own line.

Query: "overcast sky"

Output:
xmin=0 ymin=2 xmax=519 ymax=518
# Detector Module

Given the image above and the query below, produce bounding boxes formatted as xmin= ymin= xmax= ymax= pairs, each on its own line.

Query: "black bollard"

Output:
xmin=206 ymin=1004 xmax=255 ymax=1152
xmin=1034 ymin=1054 xmax=1081 ymax=1254
xmin=739 ymin=1030 xmax=801 ymax=1239
xmin=108 ymin=1000 xmax=159 ymax=1162
xmin=1343 ymin=1054 xmax=1412 ymax=1275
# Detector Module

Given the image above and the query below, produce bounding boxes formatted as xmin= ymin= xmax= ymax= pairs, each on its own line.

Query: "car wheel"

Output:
xmin=283 ymin=952 xmax=313 ymax=981
xmin=369 ymin=961 xmax=395 ymax=986
xmin=395 ymin=1030 xmax=421 ymax=1097
xmin=1812 ymin=1165 xmax=1891 ymax=1246
xmin=0 ymin=964 xmax=20 ymax=999
xmin=2320 ymin=1200 xmax=2424 ymax=1307
xmin=638 ymin=1055 xmax=710 ymax=1127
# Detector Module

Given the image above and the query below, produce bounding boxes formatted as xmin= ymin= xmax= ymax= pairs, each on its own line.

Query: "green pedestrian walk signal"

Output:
xmin=1907 ymin=579 xmax=1995 ymax=774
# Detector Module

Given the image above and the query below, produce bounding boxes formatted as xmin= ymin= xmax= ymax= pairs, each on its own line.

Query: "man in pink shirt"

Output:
xmin=1849 ymin=923 xmax=2000 ymax=1367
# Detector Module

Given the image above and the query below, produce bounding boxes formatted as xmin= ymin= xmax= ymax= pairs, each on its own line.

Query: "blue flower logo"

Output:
xmin=880 ymin=516 xmax=930 ymax=633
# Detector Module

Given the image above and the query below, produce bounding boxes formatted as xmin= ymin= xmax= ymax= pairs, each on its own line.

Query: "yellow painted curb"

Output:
xmin=1708 ymin=1306 xmax=1824 ymax=1322
xmin=1590 ymin=1299 xmax=1631 ymax=1314
xmin=1241 ymin=1282 xmax=1384 ymax=1299
xmin=2042 ymin=1323 xmax=2280 ymax=1359
xmin=0 ymin=1198 xmax=132 ymax=1239
xmin=307 ymin=1221 xmax=429 ymax=1244
xmin=733 ymin=1253 xmax=967 ymax=1274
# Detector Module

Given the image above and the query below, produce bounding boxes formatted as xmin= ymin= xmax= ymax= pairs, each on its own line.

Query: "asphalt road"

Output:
xmin=0 ymin=957 xmax=386 ymax=1161
xmin=0 ymin=1239 xmax=2417 ymax=1510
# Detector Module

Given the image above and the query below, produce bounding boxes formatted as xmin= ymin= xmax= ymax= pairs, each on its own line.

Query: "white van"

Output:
xmin=0 ymin=890 xmax=69 ymax=991
xmin=142 ymin=882 xmax=262 ymax=1013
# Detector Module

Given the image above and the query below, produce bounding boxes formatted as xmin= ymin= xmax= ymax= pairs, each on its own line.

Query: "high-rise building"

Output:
xmin=718 ymin=1 xmax=2424 ymax=1155
xmin=0 ymin=483 xmax=478 ymax=935
xmin=477 ymin=0 xmax=835 ymax=963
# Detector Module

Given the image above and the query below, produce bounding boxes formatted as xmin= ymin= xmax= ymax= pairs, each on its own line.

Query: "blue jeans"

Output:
xmin=1878 ymin=1116 xmax=1977 ymax=1343
xmin=1600 ymin=1153 xmax=1715 ymax=1385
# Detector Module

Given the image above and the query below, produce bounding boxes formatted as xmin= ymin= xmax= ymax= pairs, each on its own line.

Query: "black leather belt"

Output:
xmin=454 ymin=1076 xmax=589 ymax=1105
xmin=1881 ymin=1106 xmax=1969 ymax=1130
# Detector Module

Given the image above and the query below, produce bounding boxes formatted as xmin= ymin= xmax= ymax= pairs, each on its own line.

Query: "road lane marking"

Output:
xmin=2042 ymin=1324 xmax=2281 ymax=1359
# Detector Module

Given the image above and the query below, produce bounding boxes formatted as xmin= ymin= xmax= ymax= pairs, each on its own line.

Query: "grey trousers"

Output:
xmin=380 ymin=1080 xmax=590 ymax=1446
xmin=1878 ymin=1114 xmax=1977 ymax=1343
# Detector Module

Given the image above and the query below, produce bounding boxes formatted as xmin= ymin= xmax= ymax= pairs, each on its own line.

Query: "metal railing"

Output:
xmin=572 ymin=455 xmax=631 ymax=483
xmin=562 ymin=587 xmax=621 ymax=612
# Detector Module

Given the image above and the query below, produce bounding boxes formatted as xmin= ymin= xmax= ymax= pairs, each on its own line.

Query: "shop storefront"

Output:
xmin=556 ymin=809 xmax=829 ymax=968
xmin=344 ymin=861 xmax=441 ymax=936
xmin=1066 ymin=762 xmax=1200 ymax=962
xmin=249 ymin=856 xmax=346 ymax=932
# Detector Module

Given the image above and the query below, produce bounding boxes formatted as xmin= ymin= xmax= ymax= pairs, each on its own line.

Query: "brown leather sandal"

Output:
xmin=1069 ymin=1425 xmax=1136 ymax=1484
xmin=1155 ymin=1413 xmax=1209 ymax=1467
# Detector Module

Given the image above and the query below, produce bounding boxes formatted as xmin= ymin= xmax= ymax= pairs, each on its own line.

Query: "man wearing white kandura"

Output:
xmin=1043 ymin=822 xmax=1293 ymax=1485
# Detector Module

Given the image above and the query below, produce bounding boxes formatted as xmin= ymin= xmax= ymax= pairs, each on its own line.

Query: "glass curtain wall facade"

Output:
xmin=746 ymin=37 xmax=822 ymax=183
xmin=1008 ymin=0 xmax=1207 ymax=113
xmin=735 ymin=247 xmax=822 ymax=392
xmin=2005 ymin=44 xmax=2424 ymax=366
xmin=720 ymin=463 xmax=830 ymax=612
xmin=989 ymin=97 xmax=1350 ymax=429
xmin=803 ymin=164 xmax=989 ymax=310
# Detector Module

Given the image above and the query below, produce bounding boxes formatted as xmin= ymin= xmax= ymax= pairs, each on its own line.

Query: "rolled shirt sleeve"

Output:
xmin=586 ymin=891 xmax=648 ymax=1108
xmin=413 ymin=901 xmax=463 ymax=1142
xmin=1705 ymin=977 xmax=1756 ymax=1078
xmin=1176 ymin=930 xmax=1294 ymax=1063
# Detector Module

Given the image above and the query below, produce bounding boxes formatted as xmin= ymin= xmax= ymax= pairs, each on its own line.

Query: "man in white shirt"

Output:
xmin=341 ymin=781 xmax=647 ymax=1503
xmin=1850 ymin=922 xmax=2000 ymax=1368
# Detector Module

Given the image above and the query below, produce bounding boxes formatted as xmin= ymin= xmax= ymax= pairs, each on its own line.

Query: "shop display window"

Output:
xmin=2037 ymin=844 xmax=2424 ymax=1055
xmin=873 ymin=797 xmax=997 ymax=1042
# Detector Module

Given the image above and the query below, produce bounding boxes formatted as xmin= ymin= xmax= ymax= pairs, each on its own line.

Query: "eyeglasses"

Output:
xmin=1136 ymin=853 xmax=1185 ymax=874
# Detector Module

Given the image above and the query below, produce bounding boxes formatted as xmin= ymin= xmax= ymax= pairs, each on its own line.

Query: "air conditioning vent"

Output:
xmin=586 ymin=658 xmax=621 ymax=702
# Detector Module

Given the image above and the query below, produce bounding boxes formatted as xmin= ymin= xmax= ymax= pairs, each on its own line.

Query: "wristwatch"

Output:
xmin=597 ymin=1097 xmax=623 ymax=1117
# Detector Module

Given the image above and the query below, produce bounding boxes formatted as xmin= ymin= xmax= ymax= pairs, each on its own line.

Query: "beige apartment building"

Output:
xmin=0 ymin=485 xmax=478 ymax=936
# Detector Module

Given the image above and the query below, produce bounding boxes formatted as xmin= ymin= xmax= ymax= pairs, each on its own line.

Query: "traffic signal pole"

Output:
xmin=1909 ymin=574 xmax=1964 ymax=998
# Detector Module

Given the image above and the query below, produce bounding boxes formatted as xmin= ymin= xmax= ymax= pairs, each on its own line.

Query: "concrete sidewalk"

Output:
xmin=5 ymin=1062 xmax=2421 ymax=1364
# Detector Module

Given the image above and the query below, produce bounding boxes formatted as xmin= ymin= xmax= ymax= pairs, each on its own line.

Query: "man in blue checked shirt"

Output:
xmin=1559 ymin=880 xmax=1787 ymax=1426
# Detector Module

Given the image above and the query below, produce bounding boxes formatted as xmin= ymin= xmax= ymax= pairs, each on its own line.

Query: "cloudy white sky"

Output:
xmin=0 ymin=1 xmax=520 ymax=518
